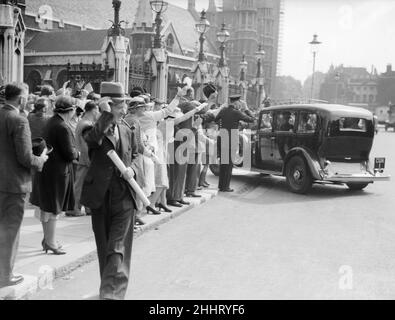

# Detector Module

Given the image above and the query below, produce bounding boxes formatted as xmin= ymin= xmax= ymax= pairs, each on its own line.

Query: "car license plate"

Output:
xmin=374 ymin=157 xmax=385 ymax=170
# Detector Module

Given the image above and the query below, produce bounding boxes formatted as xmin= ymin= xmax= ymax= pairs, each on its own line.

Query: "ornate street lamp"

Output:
xmin=195 ymin=9 xmax=210 ymax=62
xmin=150 ymin=0 xmax=168 ymax=48
xmin=108 ymin=0 xmax=126 ymax=37
xmin=217 ymin=22 xmax=230 ymax=67
xmin=256 ymin=43 xmax=265 ymax=107
xmin=309 ymin=34 xmax=322 ymax=100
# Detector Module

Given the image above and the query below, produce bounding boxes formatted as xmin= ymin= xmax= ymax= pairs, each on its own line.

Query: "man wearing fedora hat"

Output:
xmin=0 ymin=83 xmax=49 ymax=288
xmin=80 ymin=82 xmax=139 ymax=300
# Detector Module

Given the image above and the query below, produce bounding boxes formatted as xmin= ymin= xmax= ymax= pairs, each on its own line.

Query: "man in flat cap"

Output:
xmin=215 ymin=94 xmax=255 ymax=192
xmin=80 ymin=82 xmax=139 ymax=300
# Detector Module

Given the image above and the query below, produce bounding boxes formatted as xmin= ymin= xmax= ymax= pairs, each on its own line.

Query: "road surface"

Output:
xmin=31 ymin=131 xmax=395 ymax=300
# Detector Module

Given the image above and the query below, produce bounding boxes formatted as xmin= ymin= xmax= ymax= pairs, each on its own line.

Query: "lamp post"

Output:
xmin=255 ymin=43 xmax=265 ymax=108
xmin=240 ymin=54 xmax=248 ymax=101
xmin=150 ymin=0 xmax=168 ymax=48
xmin=217 ymin=22 xmax=230 ymax=67
xmin=334 ymin=72 xmax=340 ymax=104
xmin=195 ymin=9 xmax=210 ymax=62
xmin=309 ymin=34 xmax=321 ymax=101
xmin=216 ymin=22 xmax=230 ymax=104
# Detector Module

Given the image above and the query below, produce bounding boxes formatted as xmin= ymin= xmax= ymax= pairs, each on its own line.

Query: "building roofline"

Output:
xmin=24 ymin=50 xmax=101 ymax=56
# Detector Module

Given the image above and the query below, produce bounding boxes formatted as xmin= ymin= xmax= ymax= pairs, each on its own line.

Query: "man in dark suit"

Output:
xmin=80 ymin=82 xmax=138 ymax=300
xmin=215 ymin=95 xmax=255 ymax=192
xmin=0 ymin=83 xmax=48 ymax=288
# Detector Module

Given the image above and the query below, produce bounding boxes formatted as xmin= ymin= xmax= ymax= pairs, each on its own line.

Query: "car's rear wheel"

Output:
xmin=346 ymin=183 xmax=369 ymax=191
xmin=285 ymin=155 xmax=313 ymax=194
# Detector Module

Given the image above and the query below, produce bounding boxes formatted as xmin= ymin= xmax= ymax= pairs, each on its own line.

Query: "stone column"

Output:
xmin=0 ymin=4 xmax=26 ymax=84
xmin=148 ymin=48 xmax=168 ymax=102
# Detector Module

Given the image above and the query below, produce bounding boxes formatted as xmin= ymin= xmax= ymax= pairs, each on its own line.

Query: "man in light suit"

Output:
xmin=80 ymin=82 xmax=138 ymax=300
xmin=0 ymin=83 xmax=48 ymax=288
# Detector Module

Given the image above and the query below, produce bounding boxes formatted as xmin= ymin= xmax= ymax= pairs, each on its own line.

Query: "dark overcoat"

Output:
xmin=30 ymin=114 xmax=79 ymax=214
xmin=0 ymin=104 xmax=43 ymax=194
xmin=80 ymin=111 xmax=139 ymax=210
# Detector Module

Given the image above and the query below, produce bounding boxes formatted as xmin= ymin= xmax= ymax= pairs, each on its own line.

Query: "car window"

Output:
xmin=259 ymin=112 xmax=273 ymax=132
xmin=275 ymin=111 xmax=296 ymax=132
xmin=298 ymin=112 xmax=318 ymax=133
xmin=339 ymin=117 xmax=367 ymax=132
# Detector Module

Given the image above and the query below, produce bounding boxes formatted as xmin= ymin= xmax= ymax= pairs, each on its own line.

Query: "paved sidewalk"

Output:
xmin=0 ymin=178 xmax=219 ymax=300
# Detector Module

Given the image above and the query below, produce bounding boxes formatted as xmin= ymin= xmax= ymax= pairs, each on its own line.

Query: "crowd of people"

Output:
xmin=0 ymin=80 xmax=255 ymax=298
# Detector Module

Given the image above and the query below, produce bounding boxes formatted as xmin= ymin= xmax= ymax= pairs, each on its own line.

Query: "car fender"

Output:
xmin=283 ymin=147 xmax=323 ymax=180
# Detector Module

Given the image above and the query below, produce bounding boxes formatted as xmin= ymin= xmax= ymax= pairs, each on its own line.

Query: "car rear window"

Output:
xmin=339 ymin=117 xmax=367 ymax=132
xmin=329 ymin=117 xmax=374 ymax=137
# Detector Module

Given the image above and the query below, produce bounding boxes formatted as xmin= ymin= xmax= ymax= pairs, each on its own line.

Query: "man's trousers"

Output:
xmin=185 ymin=153 xmax=200 ymax=194
xmin=0 ymin=192 xmax=26 ymax=281
xmin=167 ymin=163 xmax=188 ymax=202
xmin=91 ymin=176 xmax=135 ymax=300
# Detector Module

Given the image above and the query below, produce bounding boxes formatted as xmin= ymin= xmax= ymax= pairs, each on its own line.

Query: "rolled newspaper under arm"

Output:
xmin=107 ymin=150 xmax=151 ymax=207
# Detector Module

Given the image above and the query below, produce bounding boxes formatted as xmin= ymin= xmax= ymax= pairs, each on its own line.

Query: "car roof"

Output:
xmin=262 ymin=103 xmax=373 ymax=118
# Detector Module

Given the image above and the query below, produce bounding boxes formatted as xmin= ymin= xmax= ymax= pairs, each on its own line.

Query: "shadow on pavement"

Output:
xmin=228 ymin=172 xmax=376 ymax=206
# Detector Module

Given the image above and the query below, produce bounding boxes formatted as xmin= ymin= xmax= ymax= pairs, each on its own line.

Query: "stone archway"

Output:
xmin=56 ymin=69 xmax=68 ymax=90
xmin=25 ymin=70 xmax=42 ymax=93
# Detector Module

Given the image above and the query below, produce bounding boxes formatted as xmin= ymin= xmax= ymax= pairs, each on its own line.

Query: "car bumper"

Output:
xmin=323 ymin=173 xmax=390 ymax=183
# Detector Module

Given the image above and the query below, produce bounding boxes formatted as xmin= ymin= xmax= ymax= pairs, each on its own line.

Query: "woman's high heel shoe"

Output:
xmin=42 ymin=238 xmax=63 ymax=251
xmin=146 ymin=205 xmax=161 ymax=215
xmin=44 ymin=242 xmax=66 ymax=255
xmin=157 ymin=203 xmax=172 ymax=213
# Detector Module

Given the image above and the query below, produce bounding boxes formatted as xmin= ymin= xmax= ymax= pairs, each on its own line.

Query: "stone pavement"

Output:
xmin=0 ymin=177 xmax=219 ymax=300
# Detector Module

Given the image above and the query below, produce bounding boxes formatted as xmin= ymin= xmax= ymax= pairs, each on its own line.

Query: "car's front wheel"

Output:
xmin=346 ymin=183 xmax=369 ymax=191
xmin=285 ymin=155 xmax=313 ymax=194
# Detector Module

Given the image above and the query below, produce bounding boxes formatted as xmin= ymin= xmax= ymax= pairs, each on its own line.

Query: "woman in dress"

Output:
xmin=30 ymin=96 xmax=80 ymax=255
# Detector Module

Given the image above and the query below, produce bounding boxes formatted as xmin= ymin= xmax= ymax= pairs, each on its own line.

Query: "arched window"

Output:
xmin=166 ymin=34 xmax=175 ymax=52
xmin=25 ymin=70 xmax=42 ymax=93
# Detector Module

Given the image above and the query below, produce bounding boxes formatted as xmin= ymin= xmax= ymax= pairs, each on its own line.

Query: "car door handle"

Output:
xmin=270 ymin=137 xmax=276 ymax=140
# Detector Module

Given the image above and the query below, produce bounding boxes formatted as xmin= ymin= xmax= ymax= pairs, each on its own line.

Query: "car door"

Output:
xmin=272 ymin=110 xmax=297 ymax=172
xmin=296 ymin=110 xmax=320 ymax=152
xmin=256 ymin=111 xmax=277 ymax=171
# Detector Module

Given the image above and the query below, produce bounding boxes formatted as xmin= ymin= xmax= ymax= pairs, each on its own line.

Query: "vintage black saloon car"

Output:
xmin=212 ymin=104 xmax=390 ymax=194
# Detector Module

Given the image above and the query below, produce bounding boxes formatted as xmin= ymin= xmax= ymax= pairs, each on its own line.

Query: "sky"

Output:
xmin=168 ymin=0 xmax=395 ymax=82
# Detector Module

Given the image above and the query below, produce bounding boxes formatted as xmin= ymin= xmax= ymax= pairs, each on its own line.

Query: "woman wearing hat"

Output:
xmin=30 ymin=95 xmax=80 ymax=255
xmin=124 ymin=93 xmax=181 ymax=215
xmin=27 ymin=98 xmax=50 ymax=140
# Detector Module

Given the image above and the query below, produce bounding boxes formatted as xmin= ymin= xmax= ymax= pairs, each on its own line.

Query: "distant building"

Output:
xmin=377 ymin=64 xmax=395 ymax=106
xmin=22 ymin=0 xmax=221 ymax=99
xmin=205 ymin=0 xmax=283 ymax=96
xmin=320 ymin=65 xmax=378 ymax=112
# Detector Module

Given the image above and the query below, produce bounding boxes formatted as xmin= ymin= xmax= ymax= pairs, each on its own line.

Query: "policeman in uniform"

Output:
xmin=215 ymin=95 xmax=255 ymax=192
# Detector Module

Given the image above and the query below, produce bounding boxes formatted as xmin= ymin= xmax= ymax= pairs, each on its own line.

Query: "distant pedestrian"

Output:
xmin=27 ymin=98 xmax=50 ymax=140
xmin=30 ymin=95 xmax=80 ymax=255
xmin=0 ymin=83 xmax=48 ymax=288
xmin=71 ymin=101 xmax=101 ymax=216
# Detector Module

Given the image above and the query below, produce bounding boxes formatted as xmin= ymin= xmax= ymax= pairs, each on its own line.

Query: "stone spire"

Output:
xmin=208 ymin=0 xmax=217 ymax=12
xmin=134 ymin=0 xmax=154 ymax=28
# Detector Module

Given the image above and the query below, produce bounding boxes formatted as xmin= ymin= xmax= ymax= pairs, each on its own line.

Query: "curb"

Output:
xmin=0 ymin=189 xmax=218 ymax=300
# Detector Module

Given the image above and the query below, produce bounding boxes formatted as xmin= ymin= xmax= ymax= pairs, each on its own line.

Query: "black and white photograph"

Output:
xmin=1 ymin=0 xmax=395 ymax=308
